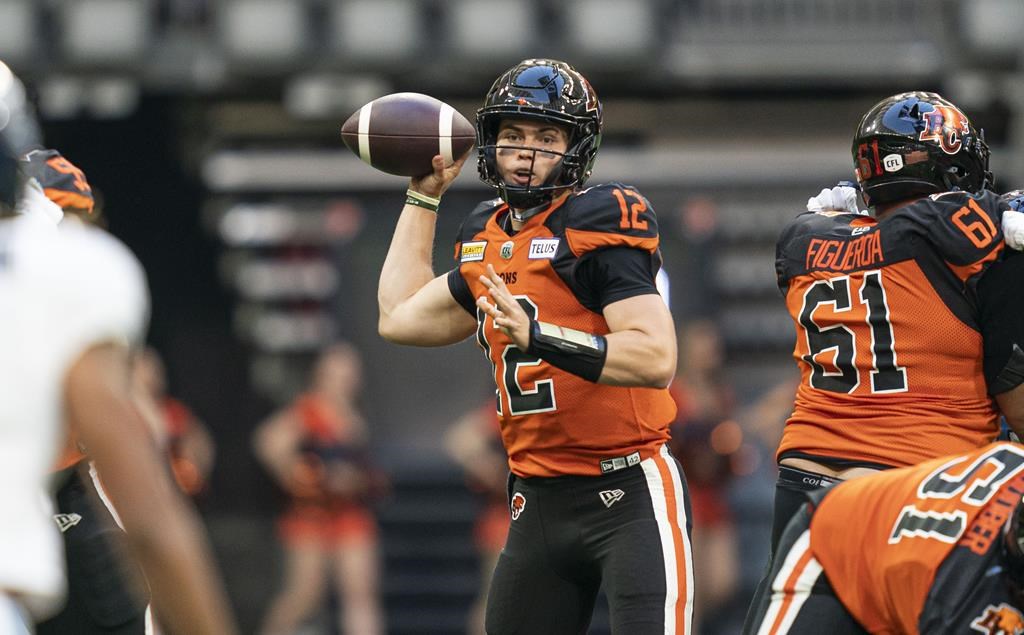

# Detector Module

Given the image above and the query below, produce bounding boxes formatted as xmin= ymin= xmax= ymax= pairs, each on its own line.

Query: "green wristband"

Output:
xmin=405 ymin=189 xmax=441 ymax=212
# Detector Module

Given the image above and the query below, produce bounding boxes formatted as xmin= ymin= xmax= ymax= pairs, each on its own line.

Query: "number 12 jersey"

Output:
xmin=447 ymin=184 xmax=676 ymax=478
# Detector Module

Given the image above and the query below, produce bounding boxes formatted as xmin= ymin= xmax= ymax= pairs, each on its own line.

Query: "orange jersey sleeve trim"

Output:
xmin=44 ymin=189 xmax=95 ymax=214
xmin=564 ymin=228 xmax=658 ymax=258
xmin=946 ymin=243 xmax=1003 ymax=282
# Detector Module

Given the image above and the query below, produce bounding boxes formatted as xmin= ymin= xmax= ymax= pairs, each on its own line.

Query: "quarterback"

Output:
xmin=377 ymin=59 xmax=691 ymax=633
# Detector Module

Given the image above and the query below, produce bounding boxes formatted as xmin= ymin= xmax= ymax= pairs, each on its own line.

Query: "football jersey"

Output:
xmin=775 ymin=190 xmax=1007 ymax=468
xmin=810 ymin=443 xmax=1024 ymax=634
xmin=447 ymin=183 xmax=676 ymax=477
xmin=0 ymin=216 xmax=148 ymax=613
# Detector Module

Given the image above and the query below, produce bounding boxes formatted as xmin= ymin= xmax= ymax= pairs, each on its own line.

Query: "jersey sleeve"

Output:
xmin=774 ymin=212 xmax=814 ymax=293
xmin=452 ymin=198 xmax=501 ymax=263
xmin=446 ymin=268 xmax=476 ymax=317
xmin=449 ymin=199 xmax=499 ymax=317
xmin=774 ymin=211 xmax=845 ymax=294
xmin=977 ymin=250 xmax=1024 ymax=394
xmin=563 ymin=183 xmax=660 ymax=258
xmin=574 ymin=246 xmax=660 ymax=308
xmin=903 ymin=190 xmax=1007 ymax=283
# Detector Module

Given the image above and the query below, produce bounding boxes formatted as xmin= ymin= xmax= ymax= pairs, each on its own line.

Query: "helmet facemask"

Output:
xmin=478 ymin=111 xmax=599 ymax=212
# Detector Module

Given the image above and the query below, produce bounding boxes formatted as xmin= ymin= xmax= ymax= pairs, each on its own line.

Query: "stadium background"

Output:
xmin=5 ymin=0 xmax=1023 ymax=632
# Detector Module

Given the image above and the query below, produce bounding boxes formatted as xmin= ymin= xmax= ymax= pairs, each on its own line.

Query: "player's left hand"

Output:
xmin=476 ymin=264 xmax=531 ymax=350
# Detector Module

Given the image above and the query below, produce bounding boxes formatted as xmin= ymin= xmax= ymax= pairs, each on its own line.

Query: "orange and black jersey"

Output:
xmin=446 ymin=183 xmax=676 ymax=478
xmin=809 ymin=443 xmax=1024 ymax=634
xmin=775 ymin=190 xmax=1008 ymax=469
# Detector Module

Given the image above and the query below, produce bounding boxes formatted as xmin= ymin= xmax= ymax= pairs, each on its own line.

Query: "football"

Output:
xmin=340 ymin=93 xmax=475 ymax=177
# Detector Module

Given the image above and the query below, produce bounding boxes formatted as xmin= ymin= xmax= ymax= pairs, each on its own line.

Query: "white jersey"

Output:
xmin=0 ymin=215 xmax=149 ymax=615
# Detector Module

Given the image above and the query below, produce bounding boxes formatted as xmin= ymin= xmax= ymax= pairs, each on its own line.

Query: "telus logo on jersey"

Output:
xmin=528 ymin=238 xmax=559 ymax=259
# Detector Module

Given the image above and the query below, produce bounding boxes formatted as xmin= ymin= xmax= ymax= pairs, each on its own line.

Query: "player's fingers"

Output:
xmin=431 ymin=154 xmax=446 ymax=177
xmin=486 ymin=264 xmax=508 ymax=290
xmin=475 ymin=295 xmax=501 ymax=318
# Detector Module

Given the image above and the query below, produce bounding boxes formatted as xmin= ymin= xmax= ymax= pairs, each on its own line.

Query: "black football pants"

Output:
xmin=485 ymin=445 xmax=693 ymax=635
xmin=742 ymin=499 xmax=868 ymax=635
xmin=35 ymin=465 xmax=149 ymax=635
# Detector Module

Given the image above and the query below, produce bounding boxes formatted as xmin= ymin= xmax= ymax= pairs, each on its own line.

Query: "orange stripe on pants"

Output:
xmin=767 ymin=548 xmax=815 ymax=635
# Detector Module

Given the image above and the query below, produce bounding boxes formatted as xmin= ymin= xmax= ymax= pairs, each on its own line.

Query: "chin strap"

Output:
xmin=510 ymin=201 xmax=551 ymax=223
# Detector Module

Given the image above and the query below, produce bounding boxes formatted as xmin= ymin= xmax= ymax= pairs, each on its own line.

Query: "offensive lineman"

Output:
xmin=762 ymin=91 xmax=1017 ymax=556
xmin=377 ymin=59 xmax=692 ymax=633
xmin=0 ymin=120 xmax=236 ymax=633
xmin=745 ymin=442 xmax=1024 ymax=634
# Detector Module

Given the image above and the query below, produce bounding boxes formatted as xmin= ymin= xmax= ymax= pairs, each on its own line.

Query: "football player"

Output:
xmin=0 ymin=114 xmax=236 ymax=632
xmin=761 ymin=91 xmax=1017 ymax=558
xmin=376 ymin=59 xmax=691 ymax=633
xmin=744 ymin=442 xmax=1024 ymax=634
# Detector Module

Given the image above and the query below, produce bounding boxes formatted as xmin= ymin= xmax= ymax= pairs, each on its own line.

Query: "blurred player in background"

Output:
xmin=762 ymin=91 xmax=1018 ymax=556
xmin=132 ymin=346 xmax=216 ymax=498
xmin=668 ymin=320 xmax=739 ymax=634
xmin=254 ymin=342 xmax=385 ymax=635
xmin=377 ymin=58 xmax=690 ymax=633
xmin=0 ymin=101 xmax=236 ymax=634
xmin=445 ymin=403 xmax=510 ymax=635
xmin=745 ymin=442 xmax=1024 ymax=634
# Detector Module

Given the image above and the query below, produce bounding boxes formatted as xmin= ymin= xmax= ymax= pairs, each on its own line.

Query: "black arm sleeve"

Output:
xmin=446 ymin=268 xmax=476 ymax=317
xmin=978 ymin=250 xmax=1024 ymax=394
xmin=574 ymin=246 xmax=660 ymax=309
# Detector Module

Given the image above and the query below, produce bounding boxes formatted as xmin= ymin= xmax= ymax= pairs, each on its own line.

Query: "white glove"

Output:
xmin=806 ymin=185 xmax=863 ymax=215
xmin=14 ymin=174 xmax=63 ymax=225
xmin=1003 ymin=209 xmax=1024 ymax=251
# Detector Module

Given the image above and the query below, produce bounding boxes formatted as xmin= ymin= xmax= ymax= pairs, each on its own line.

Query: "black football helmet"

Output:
xmin=476 ymin=59 xmax=602 ymax=211
xmin=852 ymin=91 xmax=993 ymax=207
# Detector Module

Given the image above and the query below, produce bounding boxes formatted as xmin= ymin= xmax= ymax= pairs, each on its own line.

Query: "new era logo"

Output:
xmin=54 ymin=513 xmax=82 ymax=533
xmin=599 ymin=489 xmax=625 ymax=508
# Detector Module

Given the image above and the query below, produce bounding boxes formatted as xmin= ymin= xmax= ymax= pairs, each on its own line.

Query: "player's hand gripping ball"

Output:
xmin=341 ymin=93 xmax=475 ymax=177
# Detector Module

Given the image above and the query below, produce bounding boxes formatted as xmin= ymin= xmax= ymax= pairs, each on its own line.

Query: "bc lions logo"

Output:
xmin=919 ymin=105 xmax=971 ymax=155
xmin=970 ymin=603 xmax=1024 ymax=634
xmin=510 ymin=492 xmax=526 ymax=520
